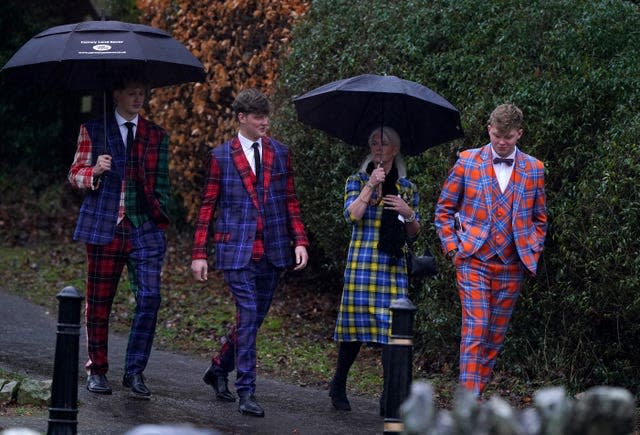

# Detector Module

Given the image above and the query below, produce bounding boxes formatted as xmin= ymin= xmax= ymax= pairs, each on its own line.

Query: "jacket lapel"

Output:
xmin=261 ymin=136 xmax=273 ymax=200
xmin=479 ymin=144 xmax=493 ymax=211
xmin=106 ymin=116 xmax=124 ymax=157
xmin=231 ymin=138 xmax=260 ymax=210
xmin=511 ymin=150 xmax=528 ymax=216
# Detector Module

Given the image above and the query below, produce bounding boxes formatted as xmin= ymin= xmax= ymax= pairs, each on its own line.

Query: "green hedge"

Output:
xmin=274 ymin=0 xmax=640 ymax=393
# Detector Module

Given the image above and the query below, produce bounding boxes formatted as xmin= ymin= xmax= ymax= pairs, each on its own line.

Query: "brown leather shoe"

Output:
xmin=203 ymin=365 xmax=236 ymax=402
xmin=86 ymin=373 xmax=112 ymax=395
xmin=122 ymin=373 xmax=151 ymax=399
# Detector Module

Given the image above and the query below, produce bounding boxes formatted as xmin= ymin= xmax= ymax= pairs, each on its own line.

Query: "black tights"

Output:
xmin=333 ymin=342 xmax=390 ymax=384
xmin=332 ymin=341 xmax=362 ymax=388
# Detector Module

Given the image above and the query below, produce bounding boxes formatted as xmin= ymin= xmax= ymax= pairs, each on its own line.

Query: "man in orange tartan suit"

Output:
xmin=434 ymin=103 xmax=547 ymax=397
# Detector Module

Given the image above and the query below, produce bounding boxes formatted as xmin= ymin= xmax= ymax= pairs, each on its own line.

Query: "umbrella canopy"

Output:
xmin=1 ymin=20 xmax=205 ymax=89
xmin=293 ymin=74 xmax=464 ymax=156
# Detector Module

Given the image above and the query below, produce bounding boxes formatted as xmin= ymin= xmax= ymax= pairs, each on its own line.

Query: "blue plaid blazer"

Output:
xmin=201 ymin=137 xmax=306 ymax=269
xmin=71 ymin=115 xmax=169 ymax=245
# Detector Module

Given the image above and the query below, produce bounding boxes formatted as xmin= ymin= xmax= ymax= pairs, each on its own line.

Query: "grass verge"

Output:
xmin=0 ymin=232 xmax=386 ymax=400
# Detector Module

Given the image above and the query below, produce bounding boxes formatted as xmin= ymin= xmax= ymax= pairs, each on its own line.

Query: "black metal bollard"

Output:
xmin=48 ymin=286 xmax=84 ymax=435
xmin=383 ymin=297 xmax=417 ymax=435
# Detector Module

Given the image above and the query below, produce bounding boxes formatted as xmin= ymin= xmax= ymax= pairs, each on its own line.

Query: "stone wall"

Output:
xmin=400 ymin=381 xmax=636 ymax=435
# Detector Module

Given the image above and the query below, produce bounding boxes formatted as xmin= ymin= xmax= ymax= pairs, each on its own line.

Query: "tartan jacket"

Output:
xmin=434 ymin=143 xmax=547 ymax=275
xmin=68 ymin=115 xmax=170 ymax=245
xmin=191 ymin=136 xmax=309 ymax=270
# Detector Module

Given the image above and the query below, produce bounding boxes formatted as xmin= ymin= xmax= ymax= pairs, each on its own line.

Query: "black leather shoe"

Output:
xmin=238 ymin=395 xmax=265 ymax=417
xmin=203 ymin=365 xmax=236 ymax=402
xmin=122 ymin=373 xmax=151 ymax=399
xmin=329 ymin=379 xmax=351 ymax=411
xmin=86 ymin=374 xmax=112 ymax=395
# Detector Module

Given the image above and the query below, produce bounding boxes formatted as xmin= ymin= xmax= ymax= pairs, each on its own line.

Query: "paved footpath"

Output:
xmin=0 ymin=289 xmax=381 ymax=434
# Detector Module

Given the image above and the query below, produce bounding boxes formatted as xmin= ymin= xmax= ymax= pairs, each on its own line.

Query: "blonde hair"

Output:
xmin=368 ymin=126 xmax=401 ymax=149
xmin=488 ymin=104 xmax=523 ymax=132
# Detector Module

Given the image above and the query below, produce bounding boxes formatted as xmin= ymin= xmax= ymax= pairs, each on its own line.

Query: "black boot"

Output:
xmin=203 ymin=364 xmax=236 ymax=402
xmin=329 ymin=341 xmax=361 ymax=411
xmin=329 ymin=378 xmax=351 ymax=411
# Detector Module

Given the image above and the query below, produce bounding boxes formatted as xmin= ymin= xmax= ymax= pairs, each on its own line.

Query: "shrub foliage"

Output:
xmin=136 ymin=0 xmax=310 ymax=223
xmin=272 ymin=0 xmax=640 ymax=393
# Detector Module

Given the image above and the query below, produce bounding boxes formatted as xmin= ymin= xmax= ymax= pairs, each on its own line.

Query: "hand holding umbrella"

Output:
xmin=93 ymin=154 xmax=112 ymax=176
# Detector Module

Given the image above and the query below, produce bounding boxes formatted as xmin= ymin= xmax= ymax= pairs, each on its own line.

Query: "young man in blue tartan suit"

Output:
xmin=191 ymin=88 xmax=309 ymax=417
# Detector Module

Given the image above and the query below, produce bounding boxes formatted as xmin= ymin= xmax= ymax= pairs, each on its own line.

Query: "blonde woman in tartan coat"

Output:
xmin=330 ymin=126 xmax=420 ymax=413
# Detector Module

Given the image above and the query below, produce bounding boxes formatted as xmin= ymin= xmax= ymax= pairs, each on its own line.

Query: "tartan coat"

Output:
xmin=434 ymin=143 xmax=547 ymax=275
xmin=69 ymin=115 xmax=170 ymax=245
xmin=191 ymin=136 xmax=308 ymax=270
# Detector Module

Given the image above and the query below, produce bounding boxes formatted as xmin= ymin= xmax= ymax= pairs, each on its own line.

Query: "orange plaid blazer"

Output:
xmin=435 ymin=144 xmax=547 ymax=275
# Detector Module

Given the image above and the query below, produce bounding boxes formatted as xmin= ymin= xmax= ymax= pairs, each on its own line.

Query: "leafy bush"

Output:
xmin=274 ymin=0 xmax=640 ymax=392
xmin=136 ymin=0 xmax=310 ymax=223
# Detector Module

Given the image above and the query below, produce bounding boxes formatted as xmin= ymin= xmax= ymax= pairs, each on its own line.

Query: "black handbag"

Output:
xmin=406 ymin=242 xmax=438 ymax=279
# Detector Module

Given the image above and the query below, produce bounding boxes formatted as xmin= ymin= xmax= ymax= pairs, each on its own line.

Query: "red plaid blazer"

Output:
xmin=434 ymin=144 xmax=547 ymax=275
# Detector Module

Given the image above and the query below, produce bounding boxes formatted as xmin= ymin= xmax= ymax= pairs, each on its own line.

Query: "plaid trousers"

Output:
xmin=455 ymin=255 xmax=524 ymax=396
xmin=211 ymin=258 xmax=281 ymax=397
xmin=84 ymin=217 xmax=166 ymax=376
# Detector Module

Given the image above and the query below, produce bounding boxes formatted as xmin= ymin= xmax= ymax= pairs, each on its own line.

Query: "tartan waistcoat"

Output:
xmin=476 ymin=175 xmax=518 ymax=263
xmin=73 ymin=117 xmax=150 ymax=245
xmin=212 ymin=140 xmax=294 ymax=269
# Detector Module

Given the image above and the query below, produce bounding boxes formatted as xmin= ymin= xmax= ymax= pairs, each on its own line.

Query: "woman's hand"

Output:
xmin=369 ymin=165 xmax=386 ymax=186
xmin=383 ymin=194 xmax=412 ymax=218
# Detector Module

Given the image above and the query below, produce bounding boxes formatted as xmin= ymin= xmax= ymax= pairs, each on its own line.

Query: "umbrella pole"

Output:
xmin=103 ymin=88 xmax=108 ymax=154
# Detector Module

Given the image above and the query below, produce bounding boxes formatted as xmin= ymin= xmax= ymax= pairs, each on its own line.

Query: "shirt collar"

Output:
xmin=491 ymin=145 xmax=517 ymax=161
xmin=115 ymin=111 xmax=139 ymax=128
xmin=238 ymin=132 xmax=261 ymax=152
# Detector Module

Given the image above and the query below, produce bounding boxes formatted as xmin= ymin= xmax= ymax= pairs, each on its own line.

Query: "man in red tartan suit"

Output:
xmin=434 ymin=103 xmax=547 ymax=397
xmin=191 ymin=88 xmax=309 ymax=417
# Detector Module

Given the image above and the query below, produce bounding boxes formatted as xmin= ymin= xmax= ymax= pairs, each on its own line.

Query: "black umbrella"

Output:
xmin=1 ymin=20 xmax=205 ymax=89
xmin=293 ymin=74 xmax=464 ymax=156
xmin=1 ymin=20 xmax=206 ymax=152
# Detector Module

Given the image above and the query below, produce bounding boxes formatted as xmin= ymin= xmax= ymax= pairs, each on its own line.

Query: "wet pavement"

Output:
xmin=0 ymin=289 xmax=381 ymax=434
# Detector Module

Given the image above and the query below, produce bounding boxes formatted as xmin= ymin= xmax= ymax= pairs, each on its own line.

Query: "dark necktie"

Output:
xmin=252 ymin=142 xmax=261 ymax=179
xmin=125 ymin=122 xmax=135 ymax=149
xmin=493 ymin=157 xmax=514 ymax=166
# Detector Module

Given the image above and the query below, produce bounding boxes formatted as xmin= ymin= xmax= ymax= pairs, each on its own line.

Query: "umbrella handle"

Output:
xmin=370 ymin=160 xmax=383 ymax=205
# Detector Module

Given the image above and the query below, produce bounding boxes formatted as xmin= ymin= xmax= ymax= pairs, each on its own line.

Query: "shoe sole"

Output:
xmin=216 ymin=394 xmax=237 ymax=402
xmin=86 ymin=387 xmax=112 ymax=395
xmin=239 ymin=409 xmax=265 ymax=417
xmin=123 ymin=384 xmax=151 ymax=399
xmin=129 ymin=391 xmax=151 ymax=400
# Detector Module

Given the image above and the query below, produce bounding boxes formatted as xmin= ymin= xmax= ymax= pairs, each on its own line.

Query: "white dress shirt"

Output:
xmin=238 ymin=132 xmax=261 ymax=175
xmin=115 ymin=111 xmax=139 ymax=149
xmin=491 ymin=147 xmax=517 ymax=193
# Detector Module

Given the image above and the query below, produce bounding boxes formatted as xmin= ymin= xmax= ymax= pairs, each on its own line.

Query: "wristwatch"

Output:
xmin=446 ymin=249 xmax=458 ymax=260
